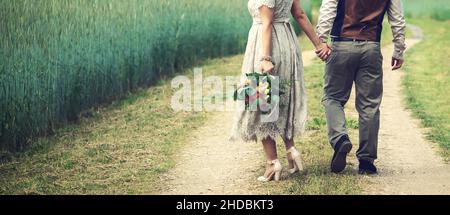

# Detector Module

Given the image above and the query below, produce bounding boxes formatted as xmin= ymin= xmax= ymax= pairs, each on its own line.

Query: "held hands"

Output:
xmin=391 ymin=57 xmax=404 ymax=70
xmin=315 ymin=43 xmax=332 ymax=61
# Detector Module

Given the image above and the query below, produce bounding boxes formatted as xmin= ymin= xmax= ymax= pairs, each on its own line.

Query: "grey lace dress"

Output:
xmin=230 ymin=0 xmax=307 ymax=142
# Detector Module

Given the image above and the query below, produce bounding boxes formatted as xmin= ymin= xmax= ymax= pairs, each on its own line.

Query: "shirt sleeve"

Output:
xmin=387 ymin=0 xmax=407 ymax=60
xmin=316 ymin=0 xmax=338 ymax=43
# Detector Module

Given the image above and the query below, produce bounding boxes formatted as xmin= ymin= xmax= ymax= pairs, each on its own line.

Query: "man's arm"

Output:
xmin=316 ymin=0 xmax=338 ymax=43
xmin=387 ymin=0 xmax=407 ymax=69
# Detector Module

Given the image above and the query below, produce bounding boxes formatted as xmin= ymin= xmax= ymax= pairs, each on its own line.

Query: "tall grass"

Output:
xmin=0 ymin=0 xmax=252 ymax=151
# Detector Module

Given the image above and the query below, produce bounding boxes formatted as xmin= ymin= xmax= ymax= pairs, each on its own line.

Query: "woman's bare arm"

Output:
xmin=291 ymin=0 xmax=330 ymax=60
xmin=259 ymin=5 xmax=275 ymax=73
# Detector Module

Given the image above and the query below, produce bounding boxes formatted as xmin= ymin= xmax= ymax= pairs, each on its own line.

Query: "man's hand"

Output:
xmin=391 ymin=57 xmax=404 ymax=70
xmin=315 ymin=43 xmax=332 ymax=61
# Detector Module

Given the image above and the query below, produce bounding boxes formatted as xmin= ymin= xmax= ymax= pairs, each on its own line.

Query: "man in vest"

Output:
xmin=316 ymin=0 xmax=406 ymax=174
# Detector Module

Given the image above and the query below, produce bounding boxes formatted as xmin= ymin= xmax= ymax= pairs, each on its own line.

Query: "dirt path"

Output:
xmin=361 ymin=25 xmax=450 ymax=194
xmin=160 ymin=50 xmax=317 ymax=195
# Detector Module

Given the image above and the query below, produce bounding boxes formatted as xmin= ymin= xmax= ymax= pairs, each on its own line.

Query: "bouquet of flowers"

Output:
xmin=233 ymin=72 xmax=285 ymax=114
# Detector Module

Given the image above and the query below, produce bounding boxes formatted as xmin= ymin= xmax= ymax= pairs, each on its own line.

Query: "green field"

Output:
xmin=0 ymin=0 xmax=251 ymax=152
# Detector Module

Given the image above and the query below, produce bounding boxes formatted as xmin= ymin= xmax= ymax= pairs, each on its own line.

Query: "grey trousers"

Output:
xmin=322 ymin=41 xmax=383 ymax=163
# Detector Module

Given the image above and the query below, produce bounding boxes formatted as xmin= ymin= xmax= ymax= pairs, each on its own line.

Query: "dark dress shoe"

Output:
xmin=331 ymin=136 xmax=353 ymax=173
xmin=358 ymin=160 xmax=378 ymax=175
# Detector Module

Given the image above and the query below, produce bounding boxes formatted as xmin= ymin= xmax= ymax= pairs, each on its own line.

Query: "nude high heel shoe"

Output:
xmin=257 ymin=159 xmax=283 ymax=182
xmin=287 ymin=147 xmax=304 ymax=174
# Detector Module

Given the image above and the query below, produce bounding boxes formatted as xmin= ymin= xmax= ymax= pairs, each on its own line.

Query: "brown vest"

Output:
xmin=331 ymin=0 xmax=391 ymax=41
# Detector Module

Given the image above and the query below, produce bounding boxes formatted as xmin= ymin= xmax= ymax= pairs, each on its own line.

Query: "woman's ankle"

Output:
xmin=283 ymin=139 xmax=295 ymax=151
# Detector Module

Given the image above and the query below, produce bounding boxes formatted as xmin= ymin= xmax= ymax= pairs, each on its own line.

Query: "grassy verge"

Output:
xmin=0 ymin=54 xmax=244 ymax=194
xmin=0 ymin=80 xmax=206 ymax=194
xmin=402 ymin=19 xmax=450 ymax=159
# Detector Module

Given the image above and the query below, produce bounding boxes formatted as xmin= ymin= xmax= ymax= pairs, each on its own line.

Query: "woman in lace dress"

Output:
xmin=231 ymin=0 xmax=330 ymax=181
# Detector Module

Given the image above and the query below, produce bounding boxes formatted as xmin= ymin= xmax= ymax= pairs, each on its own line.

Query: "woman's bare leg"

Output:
xmin=261 ymin=137 xmax=278 ymax=178
xmin=283 ymin=138 xmax=295 ymax=151
xmin=262 ymin=137 xmax=277 ymax=161
xmin=283 ymin=138 xmax=295 ymax=169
